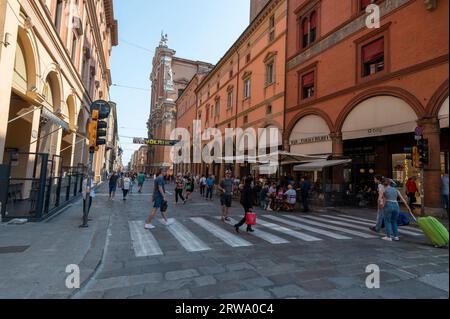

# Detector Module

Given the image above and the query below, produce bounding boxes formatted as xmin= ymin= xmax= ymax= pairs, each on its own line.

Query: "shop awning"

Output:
xmin=41 ymin=108 xmax=70 ymax=132
xmin=258 ymin=151 xmax=328 ymax=165
xmin=294 ymin=159 xmax=352 ymax=172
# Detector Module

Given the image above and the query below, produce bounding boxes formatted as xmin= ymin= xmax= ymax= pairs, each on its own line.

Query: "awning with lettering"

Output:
xmin=294 ymin=159 xmax=352 ymax=172
xmin=41 ymin=108 xmax=70 ymax=132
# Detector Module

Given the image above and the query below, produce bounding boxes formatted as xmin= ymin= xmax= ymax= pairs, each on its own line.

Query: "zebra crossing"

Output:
xmin=128 ymin=214 xmax=424 ymax=258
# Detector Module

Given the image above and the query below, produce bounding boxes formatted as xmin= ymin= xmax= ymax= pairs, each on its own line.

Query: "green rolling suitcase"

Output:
xmin=410 ymin=212 xmax=449 ymax=248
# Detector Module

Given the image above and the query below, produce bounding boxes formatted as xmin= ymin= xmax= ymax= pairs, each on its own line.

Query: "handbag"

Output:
xmin=246 ymin=212 xmax=257 ymax=226
xmin=160 ymin=200 xmax=168 ymax=212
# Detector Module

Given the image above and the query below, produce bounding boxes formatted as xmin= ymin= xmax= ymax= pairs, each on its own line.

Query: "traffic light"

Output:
xmin=88 ymin=110 xmax=98 ymax=151
xmin=88 ymin=109 xmax=109 ymax=151
xmin=418 ymin=138 xmax=429 ymax=166
xmin=95 ymin=110 xmax=108 ymax=147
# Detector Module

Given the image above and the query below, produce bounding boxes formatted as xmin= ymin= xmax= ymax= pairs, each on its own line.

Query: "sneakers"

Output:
xmin=393 ymin=237 xmax=400 ymax=241
xmin=144 ymin=223 xmax=155 ymax=230
xmin=369 ymin=226 xmax=379 ymax=233
xmin=381 ymin=236 xmax=392 ymax=242
xmin=162 ymin=219 xmax=174 ymax=226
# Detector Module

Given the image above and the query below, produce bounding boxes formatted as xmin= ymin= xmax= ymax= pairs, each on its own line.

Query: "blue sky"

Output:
xmin=110 ymin=0 xmax=251 ymax=166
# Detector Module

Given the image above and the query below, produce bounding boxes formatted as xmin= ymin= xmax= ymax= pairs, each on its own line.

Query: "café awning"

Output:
xmin=258 ymin=151 xmax=328 ymax=165
xmin=41 ymin=108 xmax=70 ymax=132
xmin=294 ymin=159 xmax=352 ymax=172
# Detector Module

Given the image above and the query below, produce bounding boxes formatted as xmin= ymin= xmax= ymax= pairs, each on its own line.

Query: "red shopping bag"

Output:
xmin=246 ymin=212 xmax=257 ymax=226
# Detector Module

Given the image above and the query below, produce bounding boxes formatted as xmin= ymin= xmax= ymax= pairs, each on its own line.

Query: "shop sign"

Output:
xmin=367 ymin=128 xmax=383 ymax=135
xmin=290 ymin=135 xmax=331 ymax=146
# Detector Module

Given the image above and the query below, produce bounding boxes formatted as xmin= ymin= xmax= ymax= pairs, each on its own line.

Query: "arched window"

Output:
xmin=302 ymin=18 xmax=309 ymax=48
xmin=310 ymin=11 xmax=317 ymax=44
xmin=71 ymin=32 xmax=78 ymax=62
xmin=55 ymin=0 xmax=64 ymax=33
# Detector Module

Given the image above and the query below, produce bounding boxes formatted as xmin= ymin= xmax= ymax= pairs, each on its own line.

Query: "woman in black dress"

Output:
xmin=234 ymin=177 xmax=255 ymax=233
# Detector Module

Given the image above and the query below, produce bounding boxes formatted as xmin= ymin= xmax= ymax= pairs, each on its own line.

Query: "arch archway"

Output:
xmin=426 ymin=80 xmax=449 ymax=129
xmin=288 ymin=114 xmax=333 ymax=156
xmin=340 ymin=95 xmax=420 ymax=140
xmin=336 ymin=86 xmax=425 ymax=133
xmin=12 ymin=26 xmax=39 ymax=95
xmin=285 ymin=108 xmax=334 ymax=142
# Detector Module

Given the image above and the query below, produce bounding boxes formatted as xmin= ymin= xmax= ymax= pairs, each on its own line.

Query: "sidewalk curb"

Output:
xmin=69 ymin=200 xmax=113 ymax=299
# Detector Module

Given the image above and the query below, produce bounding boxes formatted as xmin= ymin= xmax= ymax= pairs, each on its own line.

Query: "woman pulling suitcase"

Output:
xmin=380 ymin=178 xmax=412 ymax=242
xmin=234 ymin=177 xmax=255 ymax=233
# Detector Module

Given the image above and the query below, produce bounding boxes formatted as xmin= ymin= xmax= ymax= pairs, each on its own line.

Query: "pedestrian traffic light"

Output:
xmin=418 ymin=138 xmax=430 ymax=166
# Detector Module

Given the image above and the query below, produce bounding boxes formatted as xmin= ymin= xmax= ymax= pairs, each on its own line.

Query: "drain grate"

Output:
xmin=0 ymin=246 xmax=30 ymax=254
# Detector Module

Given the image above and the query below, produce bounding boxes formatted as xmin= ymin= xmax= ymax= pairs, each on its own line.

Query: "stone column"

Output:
xmin=331 ymin=132 xmax=344 ymax=191
xmin=419 ymin=117 xmax=442 ymax=210
xmin=331 ymin=132 xmax=344 ymax=157
xmin=0 ymin=0 xmax=19 ymax=163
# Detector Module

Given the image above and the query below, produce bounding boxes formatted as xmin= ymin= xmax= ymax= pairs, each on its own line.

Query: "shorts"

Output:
xmin=154 ymin=196 xmax=164 ymax=209
xmin=109 ymin=185 xmax=117 ymax=192
xmin=221 ymin=194 xmax=232 ymax=208
xmin=138 ymin=182 xmax=144 ymax=187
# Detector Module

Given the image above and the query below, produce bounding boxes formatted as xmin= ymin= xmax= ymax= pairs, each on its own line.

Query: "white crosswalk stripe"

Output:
xmin=159 ymin=219 xmax=211 ymax=252
xmin=128 ymin=211 xmax=427 ymax=257
xmin=257 ymin=218 xmax=322 ymax=242
xmin=190 ymin=217 xmax=253 ymax=248
xmin=129 ymin=221 xmax=163 ymax=257
xmin=214 ymin=217 xmax=290 ymax=245
xmin=321 ymin=215 xmax=423 ymax=236
xmin=336 ymin=214 xmax=423 ymax=234
xmin=305 ymin=215 xmax=422 ymax=237
xmin=264 ymin=215 xmax=352 ymax=240
xmin=284 ymin=215 xmax=377 ymax=239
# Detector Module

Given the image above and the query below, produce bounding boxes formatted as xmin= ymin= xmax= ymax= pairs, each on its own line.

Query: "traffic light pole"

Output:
xmin=81 ymin=148 xmax=95 ymax=228
xmin=81 ymin=100 xmax=111 ymax=228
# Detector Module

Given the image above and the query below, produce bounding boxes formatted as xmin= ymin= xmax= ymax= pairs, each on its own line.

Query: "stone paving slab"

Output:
xmin=2 ymin=181 xmax=447 ymax=299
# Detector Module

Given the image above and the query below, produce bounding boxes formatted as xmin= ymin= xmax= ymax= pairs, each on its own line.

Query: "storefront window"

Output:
xmin=392 ymin=153 xmax=420 ymax=189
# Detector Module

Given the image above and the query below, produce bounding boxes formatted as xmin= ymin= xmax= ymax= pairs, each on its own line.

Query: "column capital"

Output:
xmin=418 ymin=116 xmax=440 ymax=135
xmin=330 ymin=132 xmax=343 ymax=140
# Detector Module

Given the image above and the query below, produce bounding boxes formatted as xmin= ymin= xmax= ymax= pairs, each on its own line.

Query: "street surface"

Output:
xmin=0 ymin=181 xmax=448 ymax=299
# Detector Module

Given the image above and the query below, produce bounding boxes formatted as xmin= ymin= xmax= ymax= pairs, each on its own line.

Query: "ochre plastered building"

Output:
xmin=0 ymin=0 xmax=118 ymax=218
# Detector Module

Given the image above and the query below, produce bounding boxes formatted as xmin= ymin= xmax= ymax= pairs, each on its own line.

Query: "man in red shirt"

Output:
xmin=405 ymin=177 xmax=418 ymax=208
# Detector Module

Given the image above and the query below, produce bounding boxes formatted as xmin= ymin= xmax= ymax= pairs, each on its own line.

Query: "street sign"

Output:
xmin=90 ymin=100 xmax=111 ymax=119
xmin=415 ymin=126 xmax=423 ymax=137
xmin=133 ymin=137 xmax=180 ymax=146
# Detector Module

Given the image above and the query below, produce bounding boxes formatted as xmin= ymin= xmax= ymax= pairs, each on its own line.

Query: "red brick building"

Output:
xmin=285 ymin=0 xmax=448 ymax=211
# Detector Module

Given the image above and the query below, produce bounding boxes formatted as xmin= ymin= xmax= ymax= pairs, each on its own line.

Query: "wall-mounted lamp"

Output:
xmin=1 ymin=33 xmax=11 ymax=47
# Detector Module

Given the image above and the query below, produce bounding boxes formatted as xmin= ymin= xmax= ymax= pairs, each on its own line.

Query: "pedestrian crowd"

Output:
xmin=101 ymin=168 xmax=449 ymax=244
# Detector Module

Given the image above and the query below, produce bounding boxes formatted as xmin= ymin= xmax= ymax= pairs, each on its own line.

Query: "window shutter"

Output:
xmin=361 ymin=0 xmax=373 ymax=10
xmin=302 ymin=72 xmax=315 ymax=87
xmin=362 ymin=38 xmax=384 ymax=63
xmin=302 ymin=18 xmax=309 ymax=35
xmin=310 ymin=12 xmax=317 ymax=29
